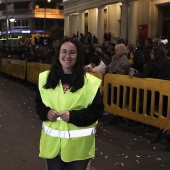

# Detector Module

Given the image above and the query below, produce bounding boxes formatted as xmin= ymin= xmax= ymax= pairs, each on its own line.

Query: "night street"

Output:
xmin=0 ymin=73 xmax=170 ymax=170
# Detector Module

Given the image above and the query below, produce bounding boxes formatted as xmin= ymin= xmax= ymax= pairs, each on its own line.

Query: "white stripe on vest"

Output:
xmin=42 ymin=124 xmax=96 ymax=138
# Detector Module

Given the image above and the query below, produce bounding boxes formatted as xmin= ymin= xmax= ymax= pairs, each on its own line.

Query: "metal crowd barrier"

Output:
xmin=0 ymin=58 xmax=4 ymax=72
xmin=4 ymin=58 xmax=13 ymax=76
xmin=11 ymin=60 xmax=26 ymax=80
xmin=103 ymin=73 xmax=170 ymax=130
xmin=27 ymin=62 xmax=51 ymax=84
xmin=1 ymin=59 xmax=27 ymax=80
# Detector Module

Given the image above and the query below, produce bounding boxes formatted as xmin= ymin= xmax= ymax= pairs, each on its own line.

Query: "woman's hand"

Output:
xmin=59 ymin=111 xmax=70 ymax=122
xmin=47 ymin=109 xmax=59 ymax=122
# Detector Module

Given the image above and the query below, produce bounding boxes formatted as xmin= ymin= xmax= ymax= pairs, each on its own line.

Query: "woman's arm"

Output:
xmin=35 ymin=89 xmax=104 ymax=126
xmin=133 ymin=62 xmax=154 ymax=78
xmin=35 ymin=90 xmax=51 ymax=121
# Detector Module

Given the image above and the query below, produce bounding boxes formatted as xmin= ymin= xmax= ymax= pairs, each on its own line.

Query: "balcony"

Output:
xmin=0 ymin=8 xmax=64 ymax=19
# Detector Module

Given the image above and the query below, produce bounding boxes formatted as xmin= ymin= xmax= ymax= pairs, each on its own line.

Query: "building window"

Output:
xmin=35 ymin=18 xmax=64 ymax=31
xmin=14 ymin=19 xmax=29 ymax=29
xmin=22 ymin=19 xmax=28 ymax=26
xmin=162 ymin=5 xmax=170 ymax=37
xmin=35 ymin=19 xmax=44 ymax=29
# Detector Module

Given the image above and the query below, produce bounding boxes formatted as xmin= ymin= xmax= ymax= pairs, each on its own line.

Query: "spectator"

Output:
xmin=102 ymin=50 xmax=112 ymax=67
xmin=85 ymin=52 xmax=106 ymax=76
xmin=84 ymin=45 xmax=94 ymax=65
xmin=132 ymin=46 xmax=165 ymax=116
xmin=92 ymin=35 xmax=98 ymax=44
xmin=95 ymin=46 xmax=103 ymax=53
xmin=133 ymin=46 xmax=164 ymax=78
xmin=86 ymin=32 xmax=92 ymax=44
xmin=158 ymin=43 xmax=170 ymax=80
xmin=130 ymin=48 xmax=145 ymax=73
xmin=142 ymin=38 xmax=153 ymax=64
xmin=79 ymin=33 xmax=85 ymax=44
xmin=108 ymin=44 xmax=130 ymax=75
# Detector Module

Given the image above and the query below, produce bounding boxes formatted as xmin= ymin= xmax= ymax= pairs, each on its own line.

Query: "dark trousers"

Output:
xmin=45 ymin=155 xmax=89 ymax=170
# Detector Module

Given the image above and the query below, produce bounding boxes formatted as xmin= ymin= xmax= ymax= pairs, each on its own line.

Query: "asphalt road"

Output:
xmin=0 ymin=73 xmax=170 ymax=170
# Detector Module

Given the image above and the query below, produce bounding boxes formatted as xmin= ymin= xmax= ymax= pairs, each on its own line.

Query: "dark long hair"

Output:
xmin=43 ymin=38 xmax=85 ymax=92
xmin=152 ymin=46 xmax=165 ymax=62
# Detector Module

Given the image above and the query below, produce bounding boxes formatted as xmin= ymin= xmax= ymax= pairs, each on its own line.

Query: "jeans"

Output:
xmin=45 ymin=155 xmax=90 ymax=170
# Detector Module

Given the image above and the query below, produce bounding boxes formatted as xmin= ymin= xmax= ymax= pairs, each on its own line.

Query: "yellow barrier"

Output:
xmin=90 ymin=72 xmax=103 ymax=93
xmin=11 ymin=60 xmax=26 ymax=80
xmin=0 ymin=58 xmax=2 ymax=72
xmin=27 ymin=62 xmax=51 ymax=84
xmin=103 ymin=73 xmax=170 ymax=130
xmin=0 ymin=58 xmax=5 ymax=72
xmin=27 ymin=62 xmax=42 ymax=84
xmin=4 ymin=59 xmax=12 ymax=76
xmin=40 ymin=63 xmax=51 ymax=73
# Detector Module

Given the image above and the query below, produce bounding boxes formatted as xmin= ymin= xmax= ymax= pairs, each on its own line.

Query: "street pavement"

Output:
xmin=0 ymin=73 xmax=170 ymax=170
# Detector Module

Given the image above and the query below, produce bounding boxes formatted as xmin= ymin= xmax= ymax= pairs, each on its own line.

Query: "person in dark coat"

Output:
xmin=131 ymin=46 xmax=165 ymax=116
xmin=158 ymin=43 xmax=170 ymax=80
xmin=133 ymin=46 xmax=164 ymax=78
xmin=142 ymin=38 xmax=153 ymax=64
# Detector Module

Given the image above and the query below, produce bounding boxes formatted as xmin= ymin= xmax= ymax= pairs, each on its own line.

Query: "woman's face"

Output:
xmin=130 ymin=52 xmax=134 ymax=59
xmin=59 ymin=42 xmax=77 ymax=74
xmin=115 ymin=47 xmax=121 ymax=56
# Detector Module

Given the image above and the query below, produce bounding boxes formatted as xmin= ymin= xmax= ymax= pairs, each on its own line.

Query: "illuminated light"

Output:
xmin=70 ymin=12 xmax=79 ymax=15
xmin=9 ymin=17 xmax=15 ymax=22
xmin=34 ymin=30 xmax=45 ymax=33
xmin=21 ymin=30 xmax=31 ymax=33
xmin=35 ymin=5 xmax=39 ymax=9
xmin=10 ymin=30 xmax=21 ymax=33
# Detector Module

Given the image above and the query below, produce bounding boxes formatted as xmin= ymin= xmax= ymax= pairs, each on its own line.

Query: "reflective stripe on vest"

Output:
xmin=42 ymin=123 xmax=96 ymax=138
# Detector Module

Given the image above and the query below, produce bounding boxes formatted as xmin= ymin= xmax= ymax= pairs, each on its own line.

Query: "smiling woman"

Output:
xmin=59 ymin=42 xmax=77 ymax=74
xmin=35 ymin=37 xmax=104 ymax=170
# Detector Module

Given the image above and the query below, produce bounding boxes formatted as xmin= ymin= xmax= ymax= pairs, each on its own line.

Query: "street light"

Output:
xmin=44 ymin=0 xmax=51 ymax=37
xmin=9 ymin=17 xmax=15 ymax=22
xmin=6 ymin=0 xmax=9 ymax=45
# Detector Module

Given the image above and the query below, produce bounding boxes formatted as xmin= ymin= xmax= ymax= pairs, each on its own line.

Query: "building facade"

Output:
xmin=61 ymin=0 xmax=170 ymax=45
xmin=0 ymin=0 xmax=64 ymax=45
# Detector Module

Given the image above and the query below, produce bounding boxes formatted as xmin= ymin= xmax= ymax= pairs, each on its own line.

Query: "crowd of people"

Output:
xmin=0 ymin=44 xmax=56 ymax=64
xmin=84 ymin=36 xmax=170 ymax=81
xmin=1 ymin=33 xmax=170 ymax=80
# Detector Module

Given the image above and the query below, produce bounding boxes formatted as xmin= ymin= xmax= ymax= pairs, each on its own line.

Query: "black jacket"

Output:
xmin=134 ymin=60 xmax=163 ymax=78
xmin=157 ymin=57 xmax=170 ymax=80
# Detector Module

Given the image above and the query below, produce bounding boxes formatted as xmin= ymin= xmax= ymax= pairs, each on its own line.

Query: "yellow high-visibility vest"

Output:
xmin=38 ymin=71 xmax=101 ymax=162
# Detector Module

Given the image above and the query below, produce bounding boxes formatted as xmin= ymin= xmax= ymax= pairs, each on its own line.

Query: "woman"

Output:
xmin=131 ymin=46 xmax=165 ymax=116
xmin=159 ymin=43 xmax=170 ymax=80
xmin=35 ymin=38 xmax=104 ymax=170
xmin=108 ymin=43 xmax=130 ymax=75
xmin=129 ymin=48 xmax=145 ymax=73
xmin=132 ymin=46 xmax=164 ymax=78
